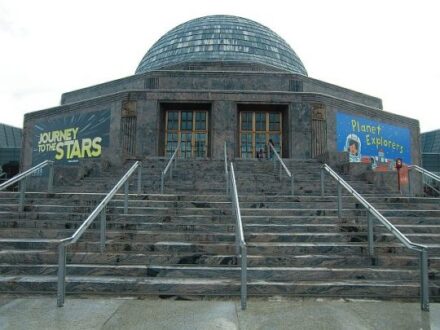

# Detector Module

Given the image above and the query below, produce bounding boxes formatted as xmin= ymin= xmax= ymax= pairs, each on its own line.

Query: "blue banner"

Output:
xmin=336 ymin=112 xmax=411 ymax=166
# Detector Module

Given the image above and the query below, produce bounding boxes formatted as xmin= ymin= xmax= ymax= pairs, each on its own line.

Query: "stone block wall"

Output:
xmin=60 ymin=70 xmax=383 ymax=111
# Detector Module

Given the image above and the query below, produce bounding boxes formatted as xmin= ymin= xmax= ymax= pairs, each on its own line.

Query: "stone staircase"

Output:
xmin=0 ymin=160 xmax=239 ymax=296
xmin=0 ymin=158 xmax=439 ymax=303
xmin=233 ymin=159 xmax=440 ymax=300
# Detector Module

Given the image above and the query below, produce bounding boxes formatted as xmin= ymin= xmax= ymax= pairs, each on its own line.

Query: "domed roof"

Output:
xmin=135 ymin=15 xmax=307 ymax=75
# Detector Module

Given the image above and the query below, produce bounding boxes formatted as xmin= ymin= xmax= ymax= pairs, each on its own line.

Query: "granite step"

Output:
xmin=0 ymin=250 xmax=237 ymax=266
xmin=0 ymin=205 xmax=234 ymax=216
xmin=0 ymin=221 xmax=237 ymax=232
xmin=0 ymin=229 xmax=238 ymax=242
xmin=0 ymin=264 xmax=428 ymax=282
xmin=2 ymin=250 xmax=440 ymax=268
xmin=0 ymin=229 xmax=357 ymax=243
xmin=241 ymin=208 xmax=440 ymax=217
xmin=4 ymin=212 xmax=438 ymax=227
xmin=1 ymin=240 xmax=438 ymax=256
xmin=0 ymin=241 xmax=237 ymax=254
xmin=0 ymin=213 xmax=235 ymax=224
xmin=0 ymin=192 xmax=233 ymax=203
xmin=140 ymin=265 xmax=428 ymax=282
xmin=0 ymin=275 xmax=438 ymax=299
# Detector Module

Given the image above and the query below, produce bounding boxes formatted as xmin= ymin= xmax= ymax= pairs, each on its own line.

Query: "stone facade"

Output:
xmin=21 ymin=69 xmax=421 ymax=169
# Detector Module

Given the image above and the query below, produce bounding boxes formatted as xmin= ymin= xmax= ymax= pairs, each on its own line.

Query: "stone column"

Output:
xmin=211 ymin=100 xmax=237 ymax=160
xmin=137 ymin=98 xmax=159 ymax=157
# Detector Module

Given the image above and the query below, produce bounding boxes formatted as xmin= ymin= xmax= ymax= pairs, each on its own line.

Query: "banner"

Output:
xmin=32 ymin=109 xmax=110 ymax=165
xmin=336 ymin=112 xmax=411 ymax=170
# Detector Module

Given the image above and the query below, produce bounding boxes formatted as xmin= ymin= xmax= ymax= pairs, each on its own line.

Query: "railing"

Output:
xmin=0 ymin=160 xmax=54 ymax=211
xmin=0 ymin=161 xmax=143 ymax=307
xmin=408 ymin=165 xmax=440 ymax=196
xmin=268 ymin=143 xmax=294 ymax=195
xmin=160 ymin=142 xmax=180 ymax=194
xmin=320 ymin=163 xmax=430 ymax=311
xmin=224 ymin=142 xmax=229 ymax=195
xmin=229 ymin=162 xmax=247 ymax=310
xmin=56 ymin=160 xmax=142 ymax=306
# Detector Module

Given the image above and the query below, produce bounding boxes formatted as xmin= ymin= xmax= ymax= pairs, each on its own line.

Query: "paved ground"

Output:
xmin=0 ymin=296 xmax=438 ymax=330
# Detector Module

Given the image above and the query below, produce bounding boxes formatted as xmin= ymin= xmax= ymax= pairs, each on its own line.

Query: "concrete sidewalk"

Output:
xmin=0 ymin=296 xmax=438 ymax=330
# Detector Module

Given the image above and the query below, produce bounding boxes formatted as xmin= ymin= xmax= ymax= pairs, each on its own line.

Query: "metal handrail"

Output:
xmin=409 ymin=165 xmax=440 ymax=182
xmin=224 ymin=142 xmax=229 ymax=195
xmin=408 ymin=165 xmax=440 ymax=196
xmin=229 ymin=162 xmax=247 ymax=310
xmin=268 ymin=143 xmax=294 ymax=195
xmin=320 ymin=163 xmax=429 ymax=311
xmin=0 ymin=160 xmax=54 ymax=211
xmin=55 ymin=160 xmax=142 ymax=306
xmin=0 ymin=161 xmax=143 ymax=307
xmin=160 ymin=142 xmax=180 ymax=194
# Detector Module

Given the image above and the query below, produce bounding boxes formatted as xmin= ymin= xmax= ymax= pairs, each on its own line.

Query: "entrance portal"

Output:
xmin=239 ymin=110 xmax=282 ymax=158
xmin=164 ymin=109 xmax=209 ymax=158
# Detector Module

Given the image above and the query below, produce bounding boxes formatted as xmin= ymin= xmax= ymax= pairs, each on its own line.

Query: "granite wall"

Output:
xmin=60 ymin=70 xmax=382 ymax=111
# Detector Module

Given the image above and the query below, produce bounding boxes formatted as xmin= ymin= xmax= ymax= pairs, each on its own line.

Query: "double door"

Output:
xmin=165 ymin=110 xmax=208 ymax=158
xmin=164 ymin=109 xmax=283 ymax=159
xmin=239 ymin=111 xmax=282 ymax=158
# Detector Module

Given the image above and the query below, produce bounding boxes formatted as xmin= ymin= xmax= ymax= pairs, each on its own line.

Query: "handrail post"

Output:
xmin=240 ymin=244 xmax=247 ymax=310
xmin=124 ymin=182 xmax=128 ymax=214
xmin=291 ymin=174 xmax=294 ymax=196
xmin=100 ymin=209 xmax=106 ymax=253
xmin=337 ymin=183 xmax=342 ymax=220
xmin=19 ymin=177 xmax=27 ymax=212
xmin=48 ymin=161 xmax=54 ymax=194
xmin=235 ymin=212 xmax=240 ymax=255
xmin=57 ymin=244 xmax=66 ymax=307
xmin=160 ymin=172 xmax=165 ymax=194
xmin=407 ymin=168 xmax=412 ymax=197
xmin=137 ymin=164 xmax=142 ymax=195
xmin=226 ymin=171 xmax=229 ymax=195
xmin=170 ymin=162 xmax=173 ymax=181
xmin=420 ymin=248 xmax=430 ymax=311
xmin=224 ymin=142 xmax=229 ymax=196
xmin=230 ymin=162 xmax=247 ymax=310
xmin=279 ymin=161 xmax=282 ymax=181
xmin=320 ymin=167 xmax=325 ymax=196
xmin=367 ymin=212 xmax=374 ymax=257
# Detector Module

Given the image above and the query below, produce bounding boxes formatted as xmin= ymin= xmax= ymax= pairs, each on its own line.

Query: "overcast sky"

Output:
xmin=1 ymin=0 xmax=439 ymax=132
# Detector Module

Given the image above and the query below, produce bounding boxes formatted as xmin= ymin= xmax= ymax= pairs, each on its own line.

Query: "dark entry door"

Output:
xmin=239 ymin=111 xmax=282 ymax=158
xmin=165 ymin=110 xmax=209 ymax=158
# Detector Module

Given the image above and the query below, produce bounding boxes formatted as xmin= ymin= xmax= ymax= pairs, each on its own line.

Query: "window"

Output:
xmin=239 ymin=111 xmax=282 ymax=158
xmin=165 ymin=110 xmax=209 ymax=158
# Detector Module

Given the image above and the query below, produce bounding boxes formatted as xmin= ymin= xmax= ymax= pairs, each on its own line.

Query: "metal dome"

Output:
xmin=135 ymin=15 xmax=307 ymax=75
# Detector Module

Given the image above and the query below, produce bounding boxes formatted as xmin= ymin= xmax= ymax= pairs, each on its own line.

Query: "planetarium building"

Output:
xmin=21 ymin=15 xmax=421 ymax=172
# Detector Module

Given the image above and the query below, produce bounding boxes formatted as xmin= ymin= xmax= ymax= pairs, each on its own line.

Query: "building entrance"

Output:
xmin=164 ymin=110 xmax=209 ymax=158
xmin=239 ymin=111 xmax=282 ymax=158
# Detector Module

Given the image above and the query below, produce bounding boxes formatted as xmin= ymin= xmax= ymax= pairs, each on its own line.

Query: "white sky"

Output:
xmin=0 ymin=0 xmax=439 ymax=132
